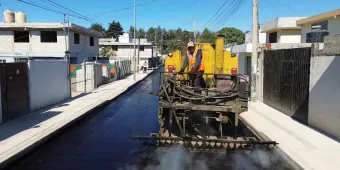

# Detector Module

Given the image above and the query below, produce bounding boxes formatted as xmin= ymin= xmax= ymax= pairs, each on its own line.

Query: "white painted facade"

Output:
xmin=0 ymin=23 xmax=103 ymax=63
xmin=261 ymin=17 xmax=306 ymax=43
xmin=28 ymin=60 xmax=70 ymax=111
xmin=225 ymin=30 xmax=266 ymax=75
xmin=265 ymin=29 xmax=302 ymax=43
xmin=99 ymin=33 xmax=153 ymax=68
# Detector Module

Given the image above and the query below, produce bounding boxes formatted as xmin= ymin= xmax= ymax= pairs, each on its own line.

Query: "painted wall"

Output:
xmin=309 ymin=55 xmax=340 ymax=139
xmin=0 ymin=30 xmax=66 ymax=55
xmin=115 ymin=45 xmax=153 ymax=58
xmin=279 ymin=29 xmax=301 ymax=43
xmin=238 ymin=53 xmax=246 ymax=75
xmin=68 ymin=31 xmax=99 ymax=63
xmin=266 ymin=29 xmax=301 ymax=43
xmin=301 ymin=17 xmax=340 ymax=43
xmin=0 ymin=30 xmax=99 ymax=63
xmin=28 ymin=60 xmax=70 ymax=111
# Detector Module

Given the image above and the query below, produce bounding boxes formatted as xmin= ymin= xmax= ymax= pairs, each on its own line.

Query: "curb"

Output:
xmin=239 ymin=115 xmax=304 ymax=170
xmin=0 ymin=70 xmax=157 ymax=169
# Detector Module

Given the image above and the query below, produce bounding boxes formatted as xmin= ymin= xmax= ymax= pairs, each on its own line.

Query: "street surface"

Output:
xmin=6 ymin=68 xmax=291 ymax=170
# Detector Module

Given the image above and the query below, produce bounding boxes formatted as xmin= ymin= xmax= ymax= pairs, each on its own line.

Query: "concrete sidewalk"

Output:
xmin=241 ymin=101 xmax=340 ymax=170
xmin=0 ymin=71 xmax=154 ymax=168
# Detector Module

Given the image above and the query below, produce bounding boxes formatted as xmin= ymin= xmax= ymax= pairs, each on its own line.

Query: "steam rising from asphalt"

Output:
xmin=121 ymin=146 xmax=285 ymax=170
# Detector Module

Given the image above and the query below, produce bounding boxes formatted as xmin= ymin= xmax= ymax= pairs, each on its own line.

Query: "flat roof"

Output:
xmin=99 ymin=38 xmax=152 ymax=46
xmin=261 ymin=17 xmax=305 ymax=33
xmin=297 ymin=9 xmax=340 ymax=26
xmin=0 ymin=22 xmax=104 ymax=37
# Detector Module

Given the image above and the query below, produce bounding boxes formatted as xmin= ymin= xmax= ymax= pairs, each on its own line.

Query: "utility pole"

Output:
xmin=133 ymin=0 xmax=136 ymax=81
xmin=155 ymin=30 xmax=157 ymax=69
xmin=186 ymin=17 xmax=197 ymax=42
xmin=161 ymin=31 xmax=163 ymax=54
xmin=194 ymin=18 xmax=196 ymax=43
xmin=251 ymin=0 xmax=259 ymax=101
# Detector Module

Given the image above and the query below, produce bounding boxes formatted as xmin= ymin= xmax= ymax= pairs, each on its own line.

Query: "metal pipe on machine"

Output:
xmin=215 ymin=35 xmax=225 ymax=74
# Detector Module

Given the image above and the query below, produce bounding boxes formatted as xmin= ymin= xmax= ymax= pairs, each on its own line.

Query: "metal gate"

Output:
xmin=263 ymin=48 xmax=311 ymax=124
xmin=0 ymin=63 xmax=29 ymax=121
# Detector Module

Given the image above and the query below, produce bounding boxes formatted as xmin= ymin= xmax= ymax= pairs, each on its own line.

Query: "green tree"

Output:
xmin=105 ymin=20 xmax=123 ymax=38
xmin=90 ymin=23 xmax=106 ymax=33
xmin=129 ymin=26 xmax=134 ymax=37
xmin=217 ymin=27 xmax=245 ymax=45
xmin=137 ymin=28 xmax=146 ymax=38
xmin=100 ymin=47 xmax=116 ymax=58
xmin=146 ymin=27 xmax=155 ymax=44
xmin=199 ymin=28 xmax=216 ymax=43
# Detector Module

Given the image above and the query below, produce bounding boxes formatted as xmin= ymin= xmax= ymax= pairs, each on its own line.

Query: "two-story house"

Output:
xmin=99 ymin=33 xmax=153 ymax=68
xmin=297 ymin=9 xmax=340 ymax=43
xmin=0 ymin=22 xmax=103 ymax=63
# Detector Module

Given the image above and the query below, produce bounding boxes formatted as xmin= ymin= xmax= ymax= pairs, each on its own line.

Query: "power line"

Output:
xmin=274 ymin=0 xmax=298 ymax=12
xmin=18 ymin=0 xmax=67 ymax=15
xmin=204 ymin=0 xmax=240 ymax=30
xmin=18 ymin=0 xmax=105 ymax=25
xmin=92 ymin=0 xmax=162 ymax=17
xmin=211 ymin=0 xmax=243 ymax=29
xmin=46 ymin=0 xmax=101 ymax=24
xmin=40 ymin=0 xmax=69 ymax=12
xmin=200 ymin=0 xmax=230 ymax=30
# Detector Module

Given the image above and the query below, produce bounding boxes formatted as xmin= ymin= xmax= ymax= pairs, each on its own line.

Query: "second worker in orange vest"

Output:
xmin=179 ymin=41 xmax=205 ymax=88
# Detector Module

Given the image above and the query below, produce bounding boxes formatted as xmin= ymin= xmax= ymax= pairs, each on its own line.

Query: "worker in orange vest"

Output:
xmin=179 ymin=41 xmax=205 ymax=88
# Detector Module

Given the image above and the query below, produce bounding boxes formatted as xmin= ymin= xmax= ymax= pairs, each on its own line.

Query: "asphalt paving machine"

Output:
xmin=133 ymin=72 xmax=278 ymax=153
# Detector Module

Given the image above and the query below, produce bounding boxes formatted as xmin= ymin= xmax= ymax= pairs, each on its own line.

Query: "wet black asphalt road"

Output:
xmin=8 ymin=69 xmax=161 ymax=170
xmin=7 ymin=68 xmax=292 ymax=170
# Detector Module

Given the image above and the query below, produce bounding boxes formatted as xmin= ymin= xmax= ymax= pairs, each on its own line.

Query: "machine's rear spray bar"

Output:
xmin=133 ymin=136 xmax=278 ymax=152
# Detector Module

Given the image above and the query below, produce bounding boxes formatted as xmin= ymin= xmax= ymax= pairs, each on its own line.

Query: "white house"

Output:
xmin=99 ymin=33 xmax=153 ymax=68
xmin=297 ymin=9 xmax=340 ymax=43
xmin=225 ymin=30 xmax=266 ymax=76
xmin=261 ymin=17 xmax=306 ymax=43
xmin=0 ymin=22 xmax=103 ymax=63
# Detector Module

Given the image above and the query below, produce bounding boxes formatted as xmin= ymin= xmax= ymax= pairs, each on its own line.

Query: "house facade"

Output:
xmin=99 ymin=33 xmax=154 ymax=68
xmin=0 ymin=22 xmax=103 ymax=63
xmin=261 ymin=17 xmax=306 ymax=43
xmin=225 ymin=30 xmax=266 ymax=76
xmin=297 ymin=9 xmax=340 ymax=43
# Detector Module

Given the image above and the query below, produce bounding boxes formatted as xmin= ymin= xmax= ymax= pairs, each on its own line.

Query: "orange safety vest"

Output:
xmin=187 ymin=48 xmax=204 ymax=72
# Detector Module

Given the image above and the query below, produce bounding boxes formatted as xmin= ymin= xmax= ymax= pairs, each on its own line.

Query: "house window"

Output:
xmin=14 ymin=58 xmax=27 ymax=63
xmin=41 ymin=31 xmax=57 ymax=43
xmin=74 ymin=33 xmax=80 ymax=44
xmin=0 ymin=60 xmax=6 ymax=63
xmin=269 ymin=32 xmax=277 ymax=43
xmin=311 ymin=20 xmax=328 ymax=30
xmin=70 ymin=57 xmax=77 ymax=64
xmin=90 ymin=37 xmax=94 ymax=46
xmin=139 ymin=45 xmax=144 ymax=51
xmin=112 ymin=45 xmax=118 ymax=51
xmin=14 ymin=31 xmax=29 ymax=43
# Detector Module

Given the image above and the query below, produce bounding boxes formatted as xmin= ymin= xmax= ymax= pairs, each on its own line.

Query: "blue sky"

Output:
xmin=1 ymin=0 xmax=339 ymax=32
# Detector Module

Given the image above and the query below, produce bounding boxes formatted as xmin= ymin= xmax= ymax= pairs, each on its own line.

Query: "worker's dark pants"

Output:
xmin=189 ymin=71 xmax=204 ymax=88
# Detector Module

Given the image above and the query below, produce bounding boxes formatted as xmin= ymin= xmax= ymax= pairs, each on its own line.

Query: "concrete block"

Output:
xmin=323 ymin=34 xmax=340 ymax=55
